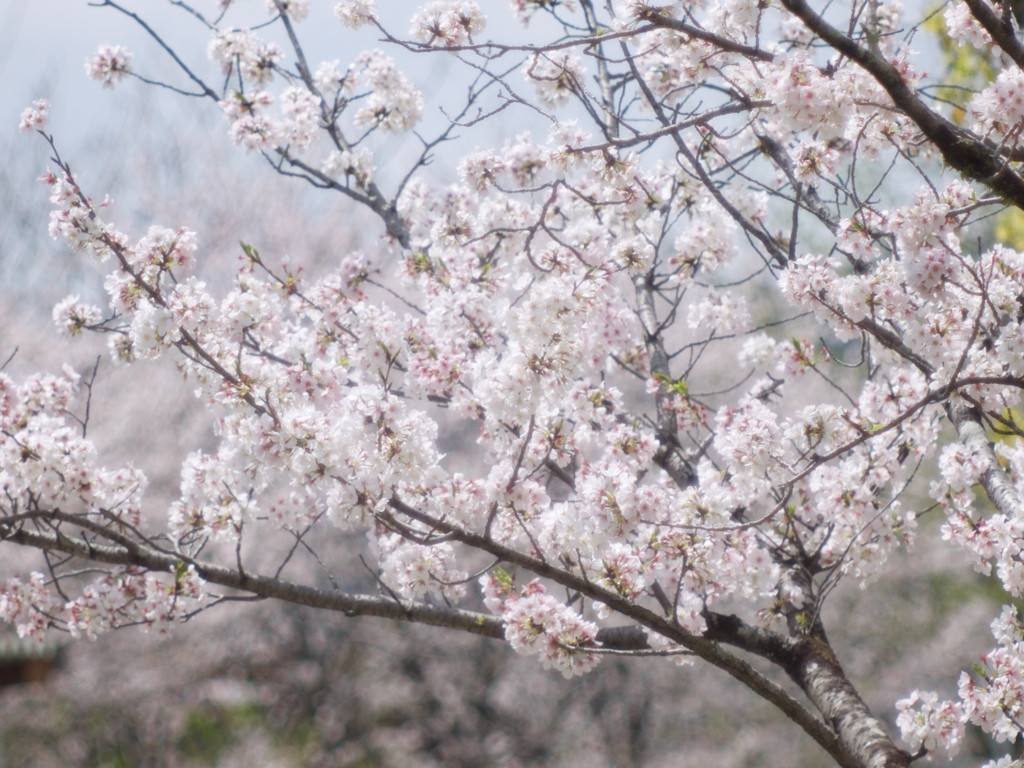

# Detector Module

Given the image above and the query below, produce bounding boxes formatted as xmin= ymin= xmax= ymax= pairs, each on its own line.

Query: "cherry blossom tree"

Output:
xmin=10 ymin=1 xmax=1024 ymax=766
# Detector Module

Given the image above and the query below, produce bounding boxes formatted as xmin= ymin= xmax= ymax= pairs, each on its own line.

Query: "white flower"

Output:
xmin=52 ymin=295 xmax=102 ymax=339
xmin=896 ymin=690 xmax=964 ymax=758
xmin=334 ymin=0 xmax=377 ymax=28
xmin=352 ymin=50 xmax=423 ymax=132
xmin=323 ymin=146 xmax=376 ymax=184
xmin=525 ymin=52 xmax=584 ymax=107
xmin=18 ymin=99 xmax=48 ymax=133
xmin=410 ymin=1 xmax=486 ymax=47
xmin=129 ymin=301 xmax=180 ymax=359
xmin=85 ymin=44 xmax=132 ymax=88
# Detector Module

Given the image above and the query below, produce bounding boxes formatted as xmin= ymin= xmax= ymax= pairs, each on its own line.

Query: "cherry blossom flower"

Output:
xmin=525 ymin=52 xmax=584 ymax=106
xmin=945 ymin=1 xmax=993 ymax=49
xmin=896 ymin=690 xmax=965 ymax=759
xmin=52 ymin=295 xmax=102 ymax=339
xmin=334 ymin=0 xmax=377 ymax=28
xmin=409 ymin=2 xmax=486 ymax=47
xmin=85 ymin=44 xmax=132 ymax=88
xmin=352 ymin=50 xmax=423 ymax=132
xmin=18 ymin=99 xmax=48 ymax=133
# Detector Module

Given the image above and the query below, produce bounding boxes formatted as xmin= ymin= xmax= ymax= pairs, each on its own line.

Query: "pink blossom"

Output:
xmin=410 ymin=2 xmax=486 ymax=47
xmin=85 ymin=44 xmax=132 ymax=88
xmin=334 ymin=0 xmax=377 ymax=28
xmin=18 ymin=99 xmax=48 ymax=133
xmin=52 ymin=295 xmax=102 ymax=339
xmin=895 ymin=690 xmax=964 ymax=758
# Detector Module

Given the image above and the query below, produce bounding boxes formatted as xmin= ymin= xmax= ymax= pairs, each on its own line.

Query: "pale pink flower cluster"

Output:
xmin=940 ymin=487 xmax=1024 ymax=597
xmin=482 ymin=575 xmax=600 ymax=678
xmin=128 ymin=301 xmax=180 ymax=359
xmin=671 ymin=201 xmax=737 ymax=277
xmin=334 ymin=0 xmax=377 ymax=28
xmin=52 ymin=295 xmax=102 ymax=339
xmin=18 ymin=99 xmax=48 ymax=133
xmin=0 ymin=367 xmax=148 ymax=527
xmin=380 ymin=537 xmax=468 ymax=601
xmin=789 ymin=140 xmax=839 ymax=183
xmin=65 ymin=566 xmax=204 ymax=639
xmin=322 ymin=146 xmax=376 ymax=184
xmin=409 ymin=1 xmax=485 ymax=47
xmin=686 ymin=288 xmax=750 ymax=335
xmin=784 ymin=405 xmax=850 ymax=457
xmin=0 ymin=573 xmax=62 ymax=641
xmin=635 ymin=30 xmax=718 ymax=97
xmin=739 ymin=334 xmax=778 ymax=372
xmin=649 ymin=490 xmax=780 ymax=620
xmin=774 ymin=337 xmax=816 ymax=379
xmin=610 ymin=237 xmax=654 ymax=273
xmin=208 ymin=30 xmax=258 ymax=75
xmin=219 ymin=90 xmax=278 ymax=151
xmin=714 ymin=398 xmax=783 ymax=472
xmin=42 ymin=169 xmax=121 ymax=261
xmin=131 ymin=225 xmax=198 ymax=276
xmin=981 ymin=758 xmax=1022 ymax=768
xmin=940 ymin=511 xmax=1003 ymax=576
xmin=525 ymin=52 xmax=585 ymax=107
xmin=209 ymin=30 xmax=283 ymax=86
xmin=704 ymin=0 xmax=764 ymax=40
xmin=85 ymin=43 xmax=133 ymax=88
xmin=959 ymin=608 xmax=1024 ymax=744
xmin=609 ymin=0 xmax=650 ymax=24
xmin=763 ymin=54 xmax=850 ymax=138
xmin=168 ymin=276 xmax=215 ymax=335
xmin=895 ymin=690 xmax=964 ymax=759
xmin=278 ymin=85 xmax=320 ymax=151
xmin=314 ymin=60 xmax=346 ymax=94
xmin=937 ymin=443 xmax=990 ymax=494
xmin=779 ymin=183 xmax=999 ymax=380
xmin=352 ymin=50 xmax=423 ymax=132
xmin=457 ymin=149 xmax=507 ymax=191
xmin=596 ymin=542 xmax=647 ymax=600
xmin=968 ymin=67 xmax=1024 ymax=144
xmin=806 ymin=467 xmax=917 ymax=584
xmin=945 ymin=0 xmax=993 ymax=49
xmin=170 ymin=451 xmax=253 ymax=541
xmin=836 ymin=209 xmax=886 ymax=263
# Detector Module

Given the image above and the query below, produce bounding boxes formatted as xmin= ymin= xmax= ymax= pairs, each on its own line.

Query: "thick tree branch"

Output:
xmin=705 ymin=613 xmax=907 ymax=768
xmin=789 ymin=636 xmax=912 ymax=768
